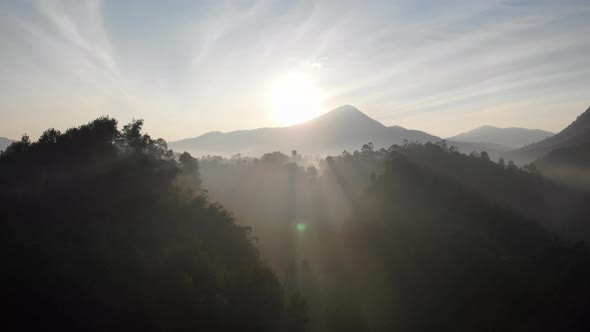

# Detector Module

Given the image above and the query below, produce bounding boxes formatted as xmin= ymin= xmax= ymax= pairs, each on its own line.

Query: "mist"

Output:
xmin=2 ymin=1 xmax=590 ymax=331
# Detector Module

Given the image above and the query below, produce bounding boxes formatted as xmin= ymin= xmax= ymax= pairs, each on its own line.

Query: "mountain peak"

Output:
xmin=329 ymin=104 xmax=361 ymax=113
xmin=313 ymin=104 xmax=367 ymax=120
xmin=169 ymin=104 xmax=440 ymax=155
xmin=476 ymin=125 xmax=499 ymax=130
xmin=302 ymin=105 xmax=385 ymax=130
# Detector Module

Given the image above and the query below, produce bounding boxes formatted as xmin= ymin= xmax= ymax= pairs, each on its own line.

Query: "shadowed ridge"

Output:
xmin=505 ymin=105 xmax=590 ymax=163
xmin=561 ymin=105 xmax=590 ymax=135
xmin=521 ymin=105 xmax=590 ymax=150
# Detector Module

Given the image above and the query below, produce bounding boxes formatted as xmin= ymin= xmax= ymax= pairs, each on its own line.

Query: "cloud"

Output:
xmin=0 ymin=0 xmax=589 ymax=140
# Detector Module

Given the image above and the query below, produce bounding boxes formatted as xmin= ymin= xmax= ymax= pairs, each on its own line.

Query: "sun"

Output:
xmin=267 ymin=72 xmax=322 ymax=126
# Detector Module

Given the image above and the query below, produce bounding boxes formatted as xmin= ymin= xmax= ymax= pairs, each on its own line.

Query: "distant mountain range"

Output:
xmin=170 ymin=105 xmax=440 ymax=155
xmin=447 ymin=126 xmax=554 ymax=149
xmin=3 ymin=104 xmax=588 ymax=169
xmin=0 ymin=137 xmax=14 ymax=152
xmin=170 ymin=105 xmax=567 ymax=159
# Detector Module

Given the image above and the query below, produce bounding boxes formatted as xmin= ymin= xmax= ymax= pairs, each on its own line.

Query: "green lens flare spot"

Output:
xmin=296 ymin=223 xmax=307 ymax=232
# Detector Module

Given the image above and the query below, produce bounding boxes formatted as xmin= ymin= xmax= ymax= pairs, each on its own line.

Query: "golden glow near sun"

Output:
xmin=268 ymin=72 xmax=322 ymax=126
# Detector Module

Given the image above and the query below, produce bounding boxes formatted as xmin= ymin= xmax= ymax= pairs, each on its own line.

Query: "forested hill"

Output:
xmin=0 ymin=118 xmax=306 ymax=331
xmin=394 ymin=142 xmax=590 ymax=240
xmin=345 ymin=151 xmax=589 ymax=330
xmin=197 ymin=141 xmax=590 ymax=331
xmin=3 ymin=117 xmax=590 ymax=331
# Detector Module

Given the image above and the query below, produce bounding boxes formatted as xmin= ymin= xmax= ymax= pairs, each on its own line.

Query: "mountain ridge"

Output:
xmin=504 ymin=105 xmax=590 ymax=164
xmin=447 ymin=125 xmax=554 ymax=148
xmin=170 ymin=105 xmax=440 ymax=155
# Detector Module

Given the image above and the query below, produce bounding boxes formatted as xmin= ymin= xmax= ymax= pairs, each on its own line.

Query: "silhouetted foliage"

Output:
xmin=0 ymin=118 xmax=306 ymax=331
xmin=480 ymin=150 xmax=490 ymax=161
xmin=261 ymin=151 xmax=290 ymax=165
xmin=344 ymin=153 xmax=590 ymax=330
xmin=196 ymin=140 xmax=590 ymax=331
xmin=3 ymin=117 xmax=590 ymax=331
xmin=507 ymin=160 xmax=519 ymax=171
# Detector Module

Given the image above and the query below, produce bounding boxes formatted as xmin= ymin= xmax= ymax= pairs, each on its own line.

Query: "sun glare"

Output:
xmin=268 ymin=72 xmax=322 ymax=126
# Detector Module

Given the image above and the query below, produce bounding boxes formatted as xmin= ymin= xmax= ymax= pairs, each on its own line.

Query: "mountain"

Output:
xmin=170 ymin=105 xmax=440 ymax=155
xmin=0 ymin=137 xmax=14 ymax=152
xmin=504 ymin=106 xmax=590 ymax=164
xmin=447 ymin=125 xmax=554 ymax=149
xmin=197 ymin=139 xmax=590 ymax=330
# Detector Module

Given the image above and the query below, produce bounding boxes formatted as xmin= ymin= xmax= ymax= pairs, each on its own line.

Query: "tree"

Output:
xmin=480 ymin=151 xmax=490 ymax=162
xmin=523 ymin=163 xmax=540 ymax=175
xmin=506 ymin=160 xmax=518 ymax=171
xmin=179 ymin=151 xmax=200 ymax=173
xmin=436 ymin=140 xmax=448 ymax=151
xmin=361 ymin=142 xmax=374 ymax=155
xmin=498 ymin=157 xmax=506 ymax=168
xmin=178 ymin=151 xmax=202 ymax=192
xmin=3 ymin=134 xmax=31 ymax=155
xmin=38 ymin=128 xmax=62 ymax=145
xmin=120 ymin=118 xmax=150 ymax=152
xmin=261 ymin=151 xmax=290 ymax=165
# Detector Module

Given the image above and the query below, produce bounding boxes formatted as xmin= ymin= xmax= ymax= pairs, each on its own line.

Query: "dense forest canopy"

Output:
xmin=0 ymin=118 xmax=306 ymax=331
xmin=198 ymin=140 xmax=590 ymax=330
xmin=2 ymin=117 xmax=590 ymax=331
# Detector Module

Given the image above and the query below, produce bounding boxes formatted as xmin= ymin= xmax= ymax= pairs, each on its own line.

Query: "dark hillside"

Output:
xmin=0 ymin=118 xmax=306 ymax=332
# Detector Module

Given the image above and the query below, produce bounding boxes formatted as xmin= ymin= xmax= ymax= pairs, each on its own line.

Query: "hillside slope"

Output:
xmin=505 ymin=106 xmax=590 ymax=164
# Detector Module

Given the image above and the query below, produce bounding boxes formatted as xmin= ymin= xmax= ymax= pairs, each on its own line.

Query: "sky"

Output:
xmin=1 ymin=0 xmax=589 ymax=141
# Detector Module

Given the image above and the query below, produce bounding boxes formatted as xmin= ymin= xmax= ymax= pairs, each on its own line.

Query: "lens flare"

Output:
xmin=296 ymin=223 xmax=307 ymax=232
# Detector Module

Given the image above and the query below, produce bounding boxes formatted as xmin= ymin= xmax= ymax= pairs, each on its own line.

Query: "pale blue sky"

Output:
xmin=1 ymin=0 xmax=589 ymax=140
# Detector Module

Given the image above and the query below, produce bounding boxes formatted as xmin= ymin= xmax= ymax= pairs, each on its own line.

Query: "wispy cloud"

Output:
xmin=0 ymin=0 xmax=588 ymax=139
